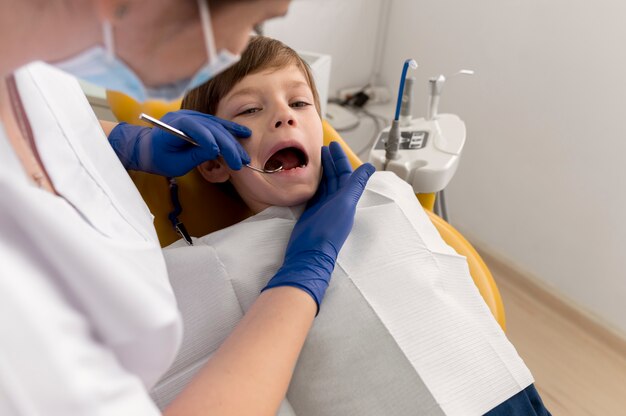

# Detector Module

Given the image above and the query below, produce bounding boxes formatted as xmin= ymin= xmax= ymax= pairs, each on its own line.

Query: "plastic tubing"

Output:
xmin=394 ymin=59 xmax=418 ymax=121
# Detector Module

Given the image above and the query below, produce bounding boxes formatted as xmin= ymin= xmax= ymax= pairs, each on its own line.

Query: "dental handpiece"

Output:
xmin=138 ymin=113 xmax=283 ymax=174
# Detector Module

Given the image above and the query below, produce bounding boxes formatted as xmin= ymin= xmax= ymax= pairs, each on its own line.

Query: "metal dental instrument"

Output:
xmin=246 ymin=164 xmax=284 ymax=173
xmin=139 ymin=112 xmax=283 ymax=174
xmin=139 ymin=113 xmax=200 ymax=146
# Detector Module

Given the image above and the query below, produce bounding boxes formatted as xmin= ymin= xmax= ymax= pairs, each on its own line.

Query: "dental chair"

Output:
xmin=106 ymin=91 xmax=506 ymax=331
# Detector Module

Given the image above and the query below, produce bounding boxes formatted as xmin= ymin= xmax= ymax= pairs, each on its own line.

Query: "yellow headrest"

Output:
xmin=106 ymin=90 xmax=182 ymax=128
xmin=106 ymin=91 xmax=362 ymax=247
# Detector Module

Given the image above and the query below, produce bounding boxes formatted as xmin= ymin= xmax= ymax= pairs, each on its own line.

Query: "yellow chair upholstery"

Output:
xmin=106 ymin=92 xmax=506 ymax=330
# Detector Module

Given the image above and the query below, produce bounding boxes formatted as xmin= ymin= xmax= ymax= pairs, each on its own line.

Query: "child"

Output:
xmin=181 ymin=35 xmax=324 ymax=213
xmin=154 ymin=36 xmax=550 ymax=416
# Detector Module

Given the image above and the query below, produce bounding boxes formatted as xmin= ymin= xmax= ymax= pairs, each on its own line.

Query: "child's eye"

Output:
xmin=237 ymin=107 xmax=262 ymax=116
xmin=290 ymin=101 xmax=311 ymax=109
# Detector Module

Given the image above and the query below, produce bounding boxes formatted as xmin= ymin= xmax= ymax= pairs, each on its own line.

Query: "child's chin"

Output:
xmin=275 ymin=189 xmax=317 ymax=208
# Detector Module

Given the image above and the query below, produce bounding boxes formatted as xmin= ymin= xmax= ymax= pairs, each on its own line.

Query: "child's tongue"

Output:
xmin=265 ymin=148 xmax=302 ymax=171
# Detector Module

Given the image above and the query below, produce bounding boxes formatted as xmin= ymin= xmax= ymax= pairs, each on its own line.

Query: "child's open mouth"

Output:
xmin=264 ymin=147 xmax=308 ymax=171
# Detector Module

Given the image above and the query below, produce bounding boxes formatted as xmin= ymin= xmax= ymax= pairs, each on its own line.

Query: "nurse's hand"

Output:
xmin=263 ymin=142 xmax=376 ymax=313
xmin=108 ymin=110 xmax=251 ymax=177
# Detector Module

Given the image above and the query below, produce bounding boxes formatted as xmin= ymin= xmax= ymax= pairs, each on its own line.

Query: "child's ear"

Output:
xmin=197 ymin=159 xmax=231 ymax=183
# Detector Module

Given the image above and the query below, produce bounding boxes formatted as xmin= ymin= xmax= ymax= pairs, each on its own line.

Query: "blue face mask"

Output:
xmin=54 ymin=0 xmax=240 ymax=102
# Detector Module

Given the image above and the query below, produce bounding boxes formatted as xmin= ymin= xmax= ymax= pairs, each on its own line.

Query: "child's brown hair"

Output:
xmin=182 ymin=36 xmax=321 ymax=116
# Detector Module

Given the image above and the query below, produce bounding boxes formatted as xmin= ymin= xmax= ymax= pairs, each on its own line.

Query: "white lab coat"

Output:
xmin=0 ymin=62 xmax=182 ymax=415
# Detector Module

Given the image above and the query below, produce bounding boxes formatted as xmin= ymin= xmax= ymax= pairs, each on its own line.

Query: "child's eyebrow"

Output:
xmin=285 ymin=80 xmax=311 ymax=91
xmin=225 ymin=80 xmax=312 ymax=103
xmin=225 ymin=87 xmax=261 ymax=102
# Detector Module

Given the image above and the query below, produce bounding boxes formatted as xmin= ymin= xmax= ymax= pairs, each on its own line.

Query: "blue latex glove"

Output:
xmin=263 ymin=142 xmax=376 ymax=313
xmin=108 ymin=109 xmax=252 ymax=177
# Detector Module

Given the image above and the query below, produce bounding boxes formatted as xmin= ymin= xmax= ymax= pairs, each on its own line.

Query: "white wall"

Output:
xmin=380 ymin=0 xmax=626 ymax=335
xmin=264 ymin=0 xmax=384 ymax=96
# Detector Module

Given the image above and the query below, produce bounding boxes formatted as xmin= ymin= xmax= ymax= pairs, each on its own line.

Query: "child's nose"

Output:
xmin=273 ymin=105 xmax=296 ymax=129
xmin=274 ymin=119 xmax=295 ymax=128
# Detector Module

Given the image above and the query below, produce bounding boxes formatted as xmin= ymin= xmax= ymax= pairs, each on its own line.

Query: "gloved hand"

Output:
xmin=108 ymin=109 xmax=252 ymax=177
xmin=263 ymin=142 xmax=376 ymax=313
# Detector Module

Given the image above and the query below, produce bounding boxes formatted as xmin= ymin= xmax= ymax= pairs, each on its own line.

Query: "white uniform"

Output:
xmin=0 ymin=62 xmax=182 ymax=415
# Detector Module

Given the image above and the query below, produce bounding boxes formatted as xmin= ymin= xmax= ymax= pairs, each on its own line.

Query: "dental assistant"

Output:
xmin=0 ymin=1 xmax=375 ymax=415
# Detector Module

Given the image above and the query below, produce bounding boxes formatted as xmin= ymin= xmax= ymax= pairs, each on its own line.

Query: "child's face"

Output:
xmin=213 ymin=64 xmax=323 ymax=213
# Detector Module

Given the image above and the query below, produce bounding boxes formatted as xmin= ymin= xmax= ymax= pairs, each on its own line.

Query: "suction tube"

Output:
xmin=394 ymin=59 xmax=418 ymax=121
xmin=385 ymin=59 xmax=418 ymax=167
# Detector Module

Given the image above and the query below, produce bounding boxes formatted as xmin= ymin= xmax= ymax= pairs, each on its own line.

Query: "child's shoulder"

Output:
xmin=367 ymin=170 xmax=415 ymax=192
xmin=358 ymin=171 xmax=459 ymax=256
xmin=362 ymin=171 xmax=420 ymax=207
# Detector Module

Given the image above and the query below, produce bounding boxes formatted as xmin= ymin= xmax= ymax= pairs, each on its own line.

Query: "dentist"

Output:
xmin=0 ymin=0 xmax=375 ymax=415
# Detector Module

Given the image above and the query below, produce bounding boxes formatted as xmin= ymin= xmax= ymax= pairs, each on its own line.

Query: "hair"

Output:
xmin=181 ymin=35 xmax=321 ymax=116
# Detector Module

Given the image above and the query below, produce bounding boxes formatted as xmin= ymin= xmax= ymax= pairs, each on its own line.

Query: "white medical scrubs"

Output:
xmin=0 ymin=62 xmax=182 ymax=415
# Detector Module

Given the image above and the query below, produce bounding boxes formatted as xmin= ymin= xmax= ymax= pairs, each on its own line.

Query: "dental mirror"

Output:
xmin=246 ymin=164 xmax=284 ymax=174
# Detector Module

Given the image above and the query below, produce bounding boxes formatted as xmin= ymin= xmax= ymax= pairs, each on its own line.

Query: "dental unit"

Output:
xmin=369 ymin=61 xmax=474 ymax=196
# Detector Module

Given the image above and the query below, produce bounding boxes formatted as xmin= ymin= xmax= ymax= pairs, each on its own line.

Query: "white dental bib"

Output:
xmin=154 ymin=172 xmax=533 ymax=415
